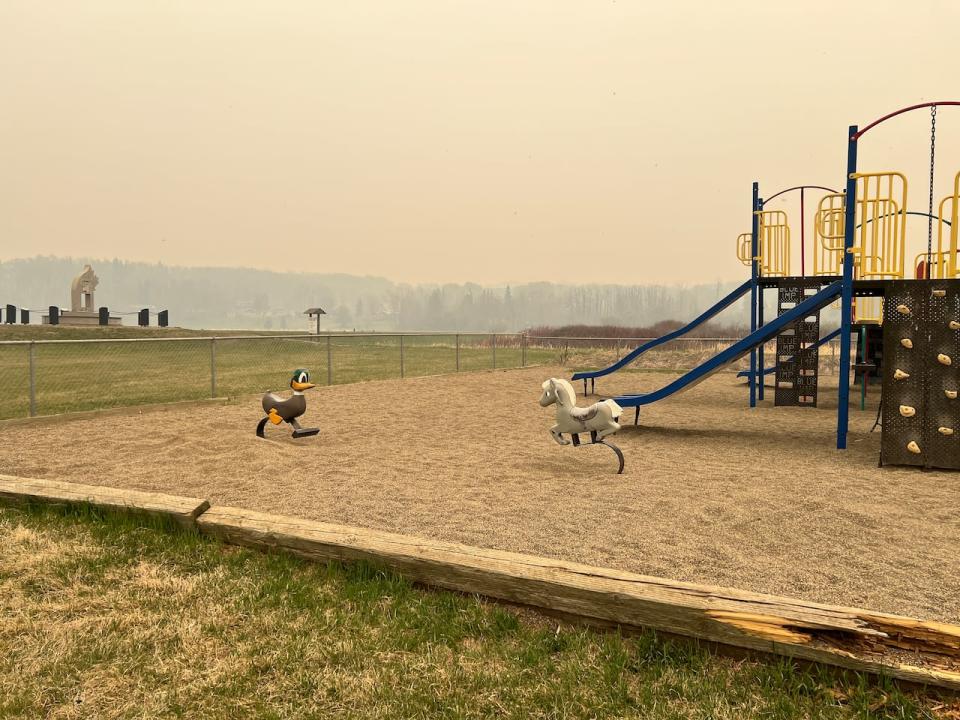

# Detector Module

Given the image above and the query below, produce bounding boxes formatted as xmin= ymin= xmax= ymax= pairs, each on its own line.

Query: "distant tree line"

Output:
xmin=527 ymin=320 xmax=746 ymax=339
xmin=1 ymin=256 xmax=766 ymax=333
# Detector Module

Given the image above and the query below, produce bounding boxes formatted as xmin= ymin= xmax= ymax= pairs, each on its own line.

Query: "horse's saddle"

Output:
xmin=569 ymin=403 xmax=601 ymax=423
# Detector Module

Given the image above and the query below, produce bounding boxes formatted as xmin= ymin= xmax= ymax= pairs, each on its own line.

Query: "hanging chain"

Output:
xmin=927 ymin=105 xmax=937 ymax=273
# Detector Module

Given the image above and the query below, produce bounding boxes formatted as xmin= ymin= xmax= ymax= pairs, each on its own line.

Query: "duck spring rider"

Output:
xmin=539 ymin=378 xmax=625 ymax=474
xmin=256 ymin=369 xmax=320 ymax=439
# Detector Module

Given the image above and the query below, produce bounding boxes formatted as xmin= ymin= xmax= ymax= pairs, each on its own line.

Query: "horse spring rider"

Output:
xmin=539 ymin=378 xmax=625 ymax=473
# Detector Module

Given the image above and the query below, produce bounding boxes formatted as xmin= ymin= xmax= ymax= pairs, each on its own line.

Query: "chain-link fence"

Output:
xmin=0 ymin=333 xmax=844 ymax=419
xmin=0 ymin=333 xmax=549 ymax=419
xmin=529 ymin=336 xmax=844 ymax=377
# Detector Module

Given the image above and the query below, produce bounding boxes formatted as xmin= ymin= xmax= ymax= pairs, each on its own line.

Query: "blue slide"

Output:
xmin=612 ymin=281 xmax=842 ymax=411
xmin=735 ymin=327 xmax=842 ymax=380
xmin=572 ymin=278 xmax=753 ymax=383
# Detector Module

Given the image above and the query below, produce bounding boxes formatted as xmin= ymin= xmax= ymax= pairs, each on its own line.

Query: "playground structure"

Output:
xmin=573 ymin=101 xmax=960 ymax=469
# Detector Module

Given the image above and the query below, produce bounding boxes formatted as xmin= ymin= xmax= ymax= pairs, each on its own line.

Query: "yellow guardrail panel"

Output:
xmin=949 ymin=171 xmax=960 ymax=277
xmin=850 ymin=171 xmax=908 ymax=279
xmin=736 ymin=232 xmax=753 ymax=266
xmin=918 ymin=191 xmax=959 ymax=279
xmin=755 ymin=209 xmax=790 ymax=277
xmin=854 ymin=297 xmax=883 ymax=324
xmin=813 ymin=192 xmax=846 ymax=276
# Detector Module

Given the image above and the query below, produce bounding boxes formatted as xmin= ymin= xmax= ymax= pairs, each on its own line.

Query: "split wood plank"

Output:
xmin=0 ymin=474 xmax=209 ymax=528
xmin=197 ymin=505 xmax=960 ymax=691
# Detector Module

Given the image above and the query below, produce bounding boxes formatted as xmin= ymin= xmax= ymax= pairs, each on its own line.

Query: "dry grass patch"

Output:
xmin=1 ymin=504 xmax=957 ymax=719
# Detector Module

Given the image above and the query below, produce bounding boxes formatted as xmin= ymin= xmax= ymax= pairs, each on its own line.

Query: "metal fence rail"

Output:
xmin=0 ymin=332 xmax=843 ymax=420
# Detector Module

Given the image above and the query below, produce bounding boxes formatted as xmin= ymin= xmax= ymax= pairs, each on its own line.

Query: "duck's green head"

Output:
xmin=290 ymin=368 xmax=315 ymax=391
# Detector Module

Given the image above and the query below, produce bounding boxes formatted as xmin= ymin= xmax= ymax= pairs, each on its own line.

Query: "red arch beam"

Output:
xmin=852 ymin=101 xmax=960 ymax=141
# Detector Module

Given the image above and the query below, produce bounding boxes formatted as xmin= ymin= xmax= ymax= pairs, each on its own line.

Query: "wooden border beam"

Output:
xmin=1 ymin=475 xmax=959 ymax=691
xmin=0 ymin=475 xmax=209 ymax=528
xmin=197 ymin=505 xmax=960 ymax=690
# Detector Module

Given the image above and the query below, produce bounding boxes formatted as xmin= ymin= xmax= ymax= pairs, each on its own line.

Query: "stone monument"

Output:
xmin=42 ymin=264 xmax=122 ymax=326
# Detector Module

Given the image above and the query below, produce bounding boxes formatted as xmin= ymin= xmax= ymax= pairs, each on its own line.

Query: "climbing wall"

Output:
xmin=774 ymin=283 xmax=821 ymax=407
xmin=880 ymin=280 xmax=960 ymax=469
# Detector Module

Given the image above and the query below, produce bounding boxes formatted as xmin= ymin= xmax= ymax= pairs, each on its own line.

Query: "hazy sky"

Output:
xmin=2 ymin=1 xmax=958 ymax=285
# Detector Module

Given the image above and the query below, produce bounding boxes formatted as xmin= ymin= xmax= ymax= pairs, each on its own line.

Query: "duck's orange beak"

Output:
xmin=291 ymin=380 xmax=316 ymax=391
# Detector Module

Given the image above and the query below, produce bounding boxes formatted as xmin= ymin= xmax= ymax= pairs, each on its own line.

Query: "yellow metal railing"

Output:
xmin=736 ymin=232 xmax=753 ymax=267
xmin=910 ymin=180 xmax=959 ymax=279
xmin=813 ymin=192 xmax=846 ymax=276
xmin=849 ymin=171 xmax=908 ymax=279
xmin=947 ymin=171 xmax=960 ymax=277
xmin=755 ymin=209 xmax=790 ymax=277
xmin=913 ymin=249 xmax=950 ymax=279
xmin=854 ymin=297 xmax=883 ymax=324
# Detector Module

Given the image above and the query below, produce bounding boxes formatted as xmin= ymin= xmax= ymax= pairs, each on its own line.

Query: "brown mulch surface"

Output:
xmin=3 ymin=367 xmax=958 ymax=623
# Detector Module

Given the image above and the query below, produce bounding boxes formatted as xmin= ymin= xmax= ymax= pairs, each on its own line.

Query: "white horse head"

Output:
xmin=539 ymin=378 xmax=576 ymax=408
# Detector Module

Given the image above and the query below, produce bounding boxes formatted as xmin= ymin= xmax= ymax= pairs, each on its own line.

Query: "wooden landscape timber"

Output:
xmin=197 ymin=505 xmax=960 ymax=691
xmin=0 ymin=474 xmax=209 ymax=528
xmin=1 ymin=475 xmax=959 ymax=690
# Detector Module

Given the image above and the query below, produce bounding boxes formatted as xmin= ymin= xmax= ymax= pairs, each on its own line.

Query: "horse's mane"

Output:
xmin=553 ymin=378 xmax=576 ymax=406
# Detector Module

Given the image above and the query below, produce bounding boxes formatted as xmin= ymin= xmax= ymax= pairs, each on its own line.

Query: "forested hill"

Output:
xmin=0 ymin=256 xmax=752 ymax=332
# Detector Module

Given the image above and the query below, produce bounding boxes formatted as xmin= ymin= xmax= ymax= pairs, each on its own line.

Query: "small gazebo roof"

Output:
xmin=304 ymin=307 xmax=327 ymax=315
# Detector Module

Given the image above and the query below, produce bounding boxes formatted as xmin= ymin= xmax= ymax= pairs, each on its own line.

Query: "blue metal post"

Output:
xmin=749 ymin=182 xmax=759 ymax=407
xmin=837 ymin=125 xmax=858 ymax=449
xmin=757 ymin=196 xmax=765 ymax=402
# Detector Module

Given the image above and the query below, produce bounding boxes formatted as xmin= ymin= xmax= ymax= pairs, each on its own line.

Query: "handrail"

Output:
xmin=614 ymin=281 xmax=844 ymax=407
xmin=571 ymin=279 xmax=754 ymax=381
xmin=736 ymin=327 xmax=843 ymax=379
xmin=736 ymin=232 xmax=753 ymax=266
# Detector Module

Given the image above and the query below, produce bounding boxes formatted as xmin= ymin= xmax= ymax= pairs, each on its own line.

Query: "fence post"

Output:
xmin=521 ymin=334 xmax=527 ymax=368
xmin=492 ymin=334 xmax=497 ymax=369
xmin=400 ymin=334 xmax=405 ymax=378
xmin=327 ymin=335 xmax=333 ymax=385
xmin=456 ymin=334 xmax=460 ymax=371
xmin=210 ymin=337 xmax=217 ymax=398
xmin=28 ymin=341 xmax=36 ymax=417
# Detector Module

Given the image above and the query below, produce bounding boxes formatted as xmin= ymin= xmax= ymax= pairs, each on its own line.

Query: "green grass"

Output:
xmin=0 ymin=329 xmax=555 ymax=419
xmin=0 ymin=503 xmax=951 ymax=720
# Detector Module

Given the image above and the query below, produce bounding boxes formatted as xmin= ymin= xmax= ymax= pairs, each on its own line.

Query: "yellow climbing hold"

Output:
xmin=939 ymin=353 xmax=952 ymax=366
xmin=901 ymin=338 xmax=913 ymax=349
xmin=897 ymin=304 xmax=911 ymax=315
xmin=894 ymin=369 xmax=910 ymax=380
xmin=899 ymin=405 xmax=916 ymax=417
xmin=907 ymin=441 xmax=921 ymax=454
xmin=939 ymin=427 xmax=955 ymax=436
xmin=934 ymin=289 xmax=947 ymax=297
xmin=951 ymin=321 xmax=960 ymax=330
xmin=947 ymin=390 xmax=958 ymax=400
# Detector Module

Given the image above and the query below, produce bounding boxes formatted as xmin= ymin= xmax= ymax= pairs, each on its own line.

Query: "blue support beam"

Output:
xmin=737 ymin=326 xmax=841 ymax=380
xmin=749 ymin=182 xmax=760 ymax=408
xmin=757 ymin=196 xmax=765 ymax=402
xmin=837 ymin=125 xmax=858 ymax=450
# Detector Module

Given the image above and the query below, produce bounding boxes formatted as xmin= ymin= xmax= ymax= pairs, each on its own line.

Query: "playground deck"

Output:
xmin=3 ymin=366 xmax=958 ymax=624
